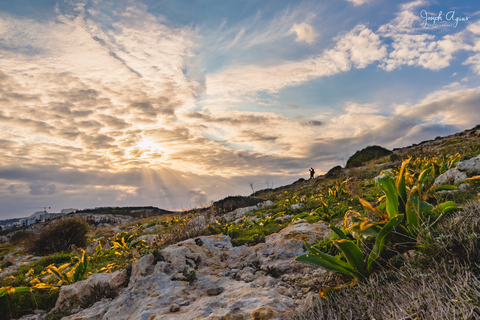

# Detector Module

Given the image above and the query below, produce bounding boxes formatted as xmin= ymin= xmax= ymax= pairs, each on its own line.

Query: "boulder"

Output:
xmin=137 ymin=234 xmax=157 ymax=245
xmin=52 ymin=269 xmax=127 ymax=313
xmin=434 ymin=154 xmax=480 ymax=188
xmin=290 ymin=203 xmax=304 ymax=210
xmin=257 ymin=201 xmax=274 ymax=209
xmin=433 ymin=167 xmax=468 ymax=186
xmin=128 ymin=254 xmax=155 ymax=287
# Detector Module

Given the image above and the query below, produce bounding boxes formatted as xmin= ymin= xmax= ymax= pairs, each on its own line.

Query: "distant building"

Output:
xmin=20 ymin=218 xmax=37 ymax=226
xmin=45 ymin=213 xmax=63 ymax=220
xmin=32 ymin=211 xmax=46 ymax=221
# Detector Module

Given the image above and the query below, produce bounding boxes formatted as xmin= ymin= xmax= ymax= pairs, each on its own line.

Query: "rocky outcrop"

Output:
xmin=434 ymin=155 xmax=480 ymax=189
xmin=58 ymin=221 xmax=329 ymax=320
xmin=52 ymin=269 xmax=127 ymax=313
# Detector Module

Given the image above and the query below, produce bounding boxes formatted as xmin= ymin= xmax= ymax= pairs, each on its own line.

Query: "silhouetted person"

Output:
xmin=309 ymin=167 xmax=315 ymax=179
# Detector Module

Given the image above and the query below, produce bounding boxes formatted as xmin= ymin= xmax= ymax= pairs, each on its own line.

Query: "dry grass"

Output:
xmin=295 ymin=264 xmax=480 ymax=320
xmin=294 ymin=202 xmax=480 ymax=320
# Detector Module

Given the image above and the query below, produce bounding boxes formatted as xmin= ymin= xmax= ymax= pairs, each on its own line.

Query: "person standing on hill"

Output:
xmin=309 ymin=167 xmax=315 ymax=179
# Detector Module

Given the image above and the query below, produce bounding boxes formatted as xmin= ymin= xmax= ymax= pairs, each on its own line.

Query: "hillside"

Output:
xmin=1 ymin=125 xmax=480 ymax=320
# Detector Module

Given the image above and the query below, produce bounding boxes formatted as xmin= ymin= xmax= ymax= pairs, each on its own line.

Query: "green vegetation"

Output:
xmin=1 ymin=126 xmax=480 ymax=319
xmin=346 ymin=145 xmax=392 ymax=168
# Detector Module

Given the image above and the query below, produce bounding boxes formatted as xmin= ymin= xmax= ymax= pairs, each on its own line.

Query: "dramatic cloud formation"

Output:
xmin=0 ymin=0 xmax=479 ymax=219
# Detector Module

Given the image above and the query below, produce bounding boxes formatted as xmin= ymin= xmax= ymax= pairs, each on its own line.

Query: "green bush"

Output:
xmin=27 ymin=219 xmax=89 ymax=255
xmin=346 ymin=145 xmax=392 ymax=168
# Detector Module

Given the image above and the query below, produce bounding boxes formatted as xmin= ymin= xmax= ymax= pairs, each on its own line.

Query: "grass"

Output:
xmin=294 ymin=202 xmax=480 ymax=320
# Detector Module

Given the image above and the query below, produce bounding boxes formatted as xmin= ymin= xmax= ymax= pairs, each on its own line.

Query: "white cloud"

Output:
xmin=378 ymin=1 xmax=474 ymax=72
xmin=346 ymin=0 xmax=371 ymax=6
xmin=206 ymin=25 xmax=385 ymax=97
xmin=291 ymin=22 xmax=317 ymax=44
xmin=464 ymin=53 xmax=480 ymax=74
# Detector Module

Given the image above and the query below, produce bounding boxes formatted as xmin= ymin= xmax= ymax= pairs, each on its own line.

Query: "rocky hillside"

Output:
xmin=1 ymin=125 xmax=480 ymax=320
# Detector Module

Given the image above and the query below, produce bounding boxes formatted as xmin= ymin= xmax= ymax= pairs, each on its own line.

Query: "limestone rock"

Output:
xmin=290 ymin=203 xmax=304 ymax=210
xmin=170 ymin=303 xmax=180 ymax=312
xmin=52 ymin=269 xmax=127 ymax=313
xmin=263 ymin=221 xmax=330 ymax=258
xmin=137 ymin=234 xmax=157 ymax=245
xmin=434 ymin=154 xmax=480 ymax=188
xmin=250 ymin=306 xmax=276 ymax=320
xmin=206 ymin=285 xmax=224 ymax=296
xmin=223 ymin=206 xmax=258 ymax=222
xmin=85 ymin=240 xmax=100 ymax=255
xmin=128 ymin=254 xmax=154 ymax=287
xmin=433 ymin=167 xmax=468 ymax=186
xmin=257 ymin=201 xmax=274 ymax=209
xmin=54 ymin=216 xmax=333 ymax=319
xmin=455 ymin=154 xmax=480 ymax=173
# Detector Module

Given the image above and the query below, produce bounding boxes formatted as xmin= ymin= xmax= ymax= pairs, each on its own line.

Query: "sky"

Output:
xmin=1 ymin=0 xmax=480 ymax=219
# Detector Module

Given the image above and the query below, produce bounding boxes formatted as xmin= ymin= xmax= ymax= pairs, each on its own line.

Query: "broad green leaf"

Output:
xmin=377 ymin=172 xmax=399 ymax=218
xmin=433 ymin=184 xmax=457 ymax=192
xmin=406 ymin=193 xmax=420 ymax=236
xmin=334 ymin=239 xmax=368 ymax=280
xmin=367 ymin=214 xmax=404 ymax=273
xmin=396 ymin=159 xmax=410 ymax=214
xmin=73 ymin=262 xmax=84 ymax=283
xmin=449 ymin=153 xmax=461 ymax=168
xmin=418 ymin=166 xmax=433 ymax=183
xmin=435 ymin=201 xmax=459 ymax=214
xmin=14 ymin=287 xmax=32 ymax=294
xmin=296 ymin=243 xmax=356 ymax=278
xmin=330 ymin=225 xmax=347 ymax=240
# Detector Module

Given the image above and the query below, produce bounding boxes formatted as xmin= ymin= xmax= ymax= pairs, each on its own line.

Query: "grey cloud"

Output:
xmin=4 ymin=92 xmax=40 ymax=102
xmin=188 ymin=189 xmax=208 ymax=206
xmin=130 ymin=101 xmax=157 ymax=117
xmin=239 ymin=130 xmax=278 ymax=142
xmin=7 ymin=184 xmax=19 ymax=194
xmin=109 ymin=51 xmax=143 ymax=78
xmin=49 ymin=103 xmax=94 ymax=118
xmin=76 ymin=120 xmax=103 ymax=130
xmin=79 ymin=133 xmax=116 ymax=149
xmin=59 ymin=89 xmax=99 ymax=103
xmin=98 ymin=114 xmax=130 ymax=130
xmin=305 ymin=120 xmax=323 ymax=126
xmin=0 ymin=112 xmax=56 ymax=134
xmin=287 ymin=103 xmax=300 ymax=109
xmin=0 ymin=139 xmax=18 ymax=148
xmin=29 ymin=182 xmax=57 ymax=195
xmin=187 ymin=112 xmax=272 ymax=125
xmin=296 ymin=115 xmax=323 ymax=126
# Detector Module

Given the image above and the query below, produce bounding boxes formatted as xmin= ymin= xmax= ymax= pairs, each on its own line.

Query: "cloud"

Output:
xmin=29 ymin=182 xmax=57 ymax=196
xmin=291 ymin=22 xmax=317 ymax=44
xmin=346 ymin=0 xmax=372 ymax=6
xmin=188 ymin=189 xmax=208 ymax=206
xmin=296 ymin=115 xmax=323 ymax=126
xmin=206 ymin=25 xmax=385 ymax=97
xmin=344 ymin=103 xmax=380 ymax=114
xmin=377 ymin=1 xmax=474 ymax=72
xmin=7 ymin=184 xmax=20 ymax=194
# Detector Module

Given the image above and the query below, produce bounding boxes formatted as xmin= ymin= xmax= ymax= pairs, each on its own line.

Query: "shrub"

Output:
xmin=10 ymin=231 xmax=33 ymax=244
xmin=27 ymin=219 xmax=89 ymax=255
xmin=346 ymin=145 xmax=392 ymax=168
